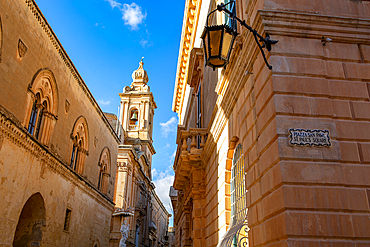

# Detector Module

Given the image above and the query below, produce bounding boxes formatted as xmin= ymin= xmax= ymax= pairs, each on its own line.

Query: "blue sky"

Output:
xmin=35 ymin=0 xmax=185 ymax=221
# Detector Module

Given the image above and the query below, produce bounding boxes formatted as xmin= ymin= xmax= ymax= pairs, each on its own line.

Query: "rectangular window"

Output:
xmin=196 ymin=84 xmax=202 ymax=148
xmin=63 ymin=208 xmax=72 ymax=231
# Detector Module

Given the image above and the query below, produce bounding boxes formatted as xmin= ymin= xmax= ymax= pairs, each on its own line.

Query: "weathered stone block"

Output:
xmin=329 ymin=80 xmax=369 ymax=99
xmin=338 ymin=141 xmax=361 ymax=162
xmin=336 ymin=120 xmax=370 ymax=140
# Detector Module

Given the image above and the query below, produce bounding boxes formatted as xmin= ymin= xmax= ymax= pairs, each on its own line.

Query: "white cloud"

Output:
xmin=105 ymin=0 xmax=122 ymax=8
xmin=121 ymin=3 xmax=146 ymax=30
xmin=104 ymin=1 xmax=146 ymax=30
xmin=140 ymin=38 xmax=148 ymax=47
xmin=153 ymin=170 xmax=174 ymax=215
xmin=160 ymin=116 xmax=177 ymax=138
xmin=171 ymin=150 xmax=176 ymax=160
xmin=97 ymin=99 xmax=111 ymax=106
xmin=140 ymin=29 xmax=153 ymax=48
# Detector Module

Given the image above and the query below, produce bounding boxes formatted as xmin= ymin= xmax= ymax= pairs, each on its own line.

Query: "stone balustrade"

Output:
xmin=179 ymin=128 xmax=207 ymax=155
xmin=173 ymin=128 xmax=207 ymax=190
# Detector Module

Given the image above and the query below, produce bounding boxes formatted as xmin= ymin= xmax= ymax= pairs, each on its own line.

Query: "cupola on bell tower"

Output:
xmin=118 ymin=58 xmax=157 ymax=143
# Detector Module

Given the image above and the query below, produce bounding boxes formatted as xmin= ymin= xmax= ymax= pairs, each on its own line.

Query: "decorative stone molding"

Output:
xmin=23 ymin=69 xmax=59 ymax=145
xmin=65 ymin=99 xmax=70 ymax=114
xmin=0 ymin=133 xmax=3 ymax=151
xmin=131 ymin=58 xmax=148 ymax=84
xmin=70 ymin=116 xmax=89 ymax=174
xmin=260 ymin=10 xmax=370 ymax=44
xmin=24 ymin=0 xmax=119 ymax=144
xmin=0 ymin=106 xmax=114 ymax=210
xmin=173 ymin=128 xmax=208 ymax=190
xmin=172 ymin=0 xmax=201 ymax=115
xmin=18 ymin=39 xmax=27 ymax=58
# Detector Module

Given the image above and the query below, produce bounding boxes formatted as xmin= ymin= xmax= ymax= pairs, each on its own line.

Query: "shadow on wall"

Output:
xmin=13 ymin=192 xmax=46 ymax=247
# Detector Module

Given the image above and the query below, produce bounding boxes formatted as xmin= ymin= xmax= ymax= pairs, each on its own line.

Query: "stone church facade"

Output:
xmin=0 ymin=0 xmax=119 ymax=246
xmin=109 ymin=60 xmax=171 ymax=247
xmin=171 ymin=0 xmax=370 ymax=246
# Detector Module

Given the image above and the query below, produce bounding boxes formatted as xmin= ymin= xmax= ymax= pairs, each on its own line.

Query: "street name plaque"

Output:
xmin=289 ymin=129 xmax=331 ymax=147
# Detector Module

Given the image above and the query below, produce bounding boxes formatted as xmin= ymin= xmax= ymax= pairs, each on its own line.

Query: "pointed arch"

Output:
xmin=13 ymin=193 xmax=46 ymax=247
xmin=70 ymin=116 xmax=89 ymax=174
xmin=98 ymin=147 xmax=111 ymax=194
xmin=24 ymin=69 xmax=58 ymax=145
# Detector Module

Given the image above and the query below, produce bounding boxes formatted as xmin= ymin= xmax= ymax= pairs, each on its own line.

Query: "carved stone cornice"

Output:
xmin=0 ymin=104 xmax=114 ymax=210
xmin=172 ymin=0 xmax=202 ymax=115
xmin=260 ymin=10 xmax=370 ymax=44
xmin=24 ymin=0 xmax=119 ymax=144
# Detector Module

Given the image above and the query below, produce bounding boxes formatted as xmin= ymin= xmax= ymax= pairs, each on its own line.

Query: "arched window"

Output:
xmin=70 ymin=117 xmax=88 ymax=174
xmin=98 ymin=147 xmax=110 ymax=194
xmin=219 ymin=143 xmax=248 ymax=246
xmin=230 ymin=144 xmax=246 ymax=225
xmin=24 ymin=69 xmax=58 ymax=145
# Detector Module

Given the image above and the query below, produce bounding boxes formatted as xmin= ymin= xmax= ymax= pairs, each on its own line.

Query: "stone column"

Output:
xmin=183 ymin=205 xmax=192 ymax=247
xmin=122 ymin=101 xmax=129 ymax=131
xmin=102 ymin=173 xmax=109 ymax=194
xmin=191 ymin=169 xmax=205 ymax=247
xmin=144 ymin=100 xmax=149 ymax=129
xmin=115 ymin=161 xmax=129 ymax=208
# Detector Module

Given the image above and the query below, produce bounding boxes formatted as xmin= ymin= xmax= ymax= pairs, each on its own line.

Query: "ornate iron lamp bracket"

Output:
xmin=216 ymin=1 xmax=278 ymax=70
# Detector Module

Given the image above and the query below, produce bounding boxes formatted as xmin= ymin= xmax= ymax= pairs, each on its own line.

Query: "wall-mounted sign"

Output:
xmin=289 ymin=129 xmax=331 ymax=147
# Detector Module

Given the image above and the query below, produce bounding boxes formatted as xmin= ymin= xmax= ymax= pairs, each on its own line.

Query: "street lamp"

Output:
xmin=201 ymin=1 xmax=278 ymax=70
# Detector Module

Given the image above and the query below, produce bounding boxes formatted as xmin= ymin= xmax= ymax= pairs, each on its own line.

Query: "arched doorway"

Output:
xmin=13 ymin=193 xmax=46 ymax=247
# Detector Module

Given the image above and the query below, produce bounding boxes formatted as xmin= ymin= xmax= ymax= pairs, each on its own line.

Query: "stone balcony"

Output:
xmin=173 ymin=128 xmax=208 ymax=190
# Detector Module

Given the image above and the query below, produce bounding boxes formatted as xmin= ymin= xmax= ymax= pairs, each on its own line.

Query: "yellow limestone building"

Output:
xmin=109 ymin=60 xmax=171 ymax=247
xmin=0 ymin=0 xmax=119 ymax=246
xmin=171 ymin=0 xmax=370 ymax=247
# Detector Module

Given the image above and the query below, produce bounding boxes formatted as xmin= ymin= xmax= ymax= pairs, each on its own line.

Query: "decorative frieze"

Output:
xmin=0 ymin=107 xmax=114 ymax=210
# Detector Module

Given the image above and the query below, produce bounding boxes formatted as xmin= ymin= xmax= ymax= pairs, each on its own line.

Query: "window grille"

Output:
xmin=230 ymin=144 xmax=246 ymax=226
xmin=218 ymin=143 xmax=248 ymax=247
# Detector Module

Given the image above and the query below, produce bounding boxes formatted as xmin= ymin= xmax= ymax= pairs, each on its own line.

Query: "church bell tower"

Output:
xmin=118 ymin=58 xmax=157 ymax=161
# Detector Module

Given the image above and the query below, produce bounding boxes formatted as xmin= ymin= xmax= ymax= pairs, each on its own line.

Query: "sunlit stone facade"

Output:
xmin=0 ymin=0 xmax=119 ymax=246
xmin=109 ymin=60 xmax=171 ymax=247
xmin=171 ymin=0 xmax=370 ymax=246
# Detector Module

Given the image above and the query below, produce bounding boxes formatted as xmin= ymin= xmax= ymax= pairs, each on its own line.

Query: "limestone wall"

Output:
xmin=173 ymin=0 xmax=370 ymax=246
xmin=0 ymin=0 xmax=119 ymax=246
xmin=0 ymin=0 xmax=118 ymax=198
